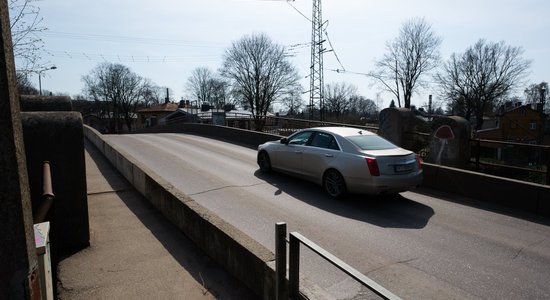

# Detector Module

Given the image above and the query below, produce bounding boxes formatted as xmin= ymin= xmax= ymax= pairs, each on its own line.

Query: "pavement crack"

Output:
xmin=513 ymin=238 xmax=546 ymax=260
xmin=366 ymin=257 xmax=419 ymax=275
xmin=188 ymin=182 xmax=266 ymax=196
xmin=88 ymin=188 xmax=130 ymax=196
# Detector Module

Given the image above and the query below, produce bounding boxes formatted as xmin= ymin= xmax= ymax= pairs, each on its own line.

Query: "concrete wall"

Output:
xmin=422 ymin=163 xmax=550 ymax=216
xmin=20 ymin=95 xmax=72 ymax=112
xmin=21 ymin=112 xmax=90 ymax=252
xmin=84 ymin=125 xmax=279 ymax=299
xmin=135 ymin=123 xmax=281 ymax=149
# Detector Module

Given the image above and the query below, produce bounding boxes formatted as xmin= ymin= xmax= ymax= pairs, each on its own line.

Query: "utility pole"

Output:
xmin=309 ymin=0 xmax=325 ymax=121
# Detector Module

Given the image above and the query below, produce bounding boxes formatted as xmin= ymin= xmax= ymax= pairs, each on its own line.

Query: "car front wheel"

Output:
xmin=323 ymin=169 xmax=347 ymax=198
xmin=257 ymin=151 xmax=272 ymax=173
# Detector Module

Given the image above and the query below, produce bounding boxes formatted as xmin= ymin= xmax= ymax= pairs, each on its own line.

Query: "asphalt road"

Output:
xmin=106 ymin=133 xmax=550 ymax=300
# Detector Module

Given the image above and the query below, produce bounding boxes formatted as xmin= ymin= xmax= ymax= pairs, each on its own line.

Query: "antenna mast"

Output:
xmin=309 ymin=0 xmax=325 ymax=121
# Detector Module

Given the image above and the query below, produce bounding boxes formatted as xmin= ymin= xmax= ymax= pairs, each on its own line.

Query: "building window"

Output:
xmin=529 ymin=122 xmax=537 ymax=130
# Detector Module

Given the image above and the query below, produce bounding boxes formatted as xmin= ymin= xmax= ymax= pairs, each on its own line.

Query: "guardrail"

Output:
xmin=275 ymin=222 xmax=401 ymax=300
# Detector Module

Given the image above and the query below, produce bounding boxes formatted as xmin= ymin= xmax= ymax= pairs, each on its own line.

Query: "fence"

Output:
xmin=471 ymin=139 xmax=550 ymax=185
xmin=276 ymin=222 xmax=401 ymax=300
xmin=402 ymin=131 xmax=550 ymax=185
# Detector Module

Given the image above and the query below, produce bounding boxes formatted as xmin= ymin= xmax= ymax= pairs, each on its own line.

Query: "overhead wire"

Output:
xmin=42 ymin=31 xmax=227 ymax=48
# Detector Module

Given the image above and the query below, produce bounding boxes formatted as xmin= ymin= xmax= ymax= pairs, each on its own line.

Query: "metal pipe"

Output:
xmin=34 ymin=161 xmax=54 ymax=223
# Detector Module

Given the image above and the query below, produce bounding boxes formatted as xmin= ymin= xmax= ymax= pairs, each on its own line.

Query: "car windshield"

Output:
xmin=346 ymin=135 xmax=396 ymax=150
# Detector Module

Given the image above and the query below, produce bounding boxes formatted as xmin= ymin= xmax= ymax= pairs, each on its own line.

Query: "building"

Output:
xmin=135 ymin=102 xmax=180 ymax=129
xmin=477 ymin=104 xmax=546 ymax=145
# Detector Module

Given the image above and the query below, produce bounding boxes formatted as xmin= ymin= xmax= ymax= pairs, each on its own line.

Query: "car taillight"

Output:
xmin=366 ymin=157 xmax=380 ymax=177
xmin=416 ymin=155 xmax=422 ymax=170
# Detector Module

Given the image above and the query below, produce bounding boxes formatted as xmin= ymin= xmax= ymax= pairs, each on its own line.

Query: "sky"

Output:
xmin=20 ymin=0 xmax=550 ymax=111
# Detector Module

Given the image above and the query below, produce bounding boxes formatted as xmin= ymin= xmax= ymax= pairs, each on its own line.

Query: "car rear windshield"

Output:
xmin=346 ymin=135 xmax=396 ymax=150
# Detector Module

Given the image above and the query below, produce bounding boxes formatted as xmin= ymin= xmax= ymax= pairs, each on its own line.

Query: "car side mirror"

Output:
xmin=280 ymin=138 xmax=289 ymax=145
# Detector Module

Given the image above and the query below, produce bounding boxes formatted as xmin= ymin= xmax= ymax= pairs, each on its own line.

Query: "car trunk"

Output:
xmin=361 ymin=149 xmax=417 ymax=175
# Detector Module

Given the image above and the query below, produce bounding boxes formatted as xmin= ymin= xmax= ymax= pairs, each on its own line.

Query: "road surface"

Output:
xmin=106 ymin=133 xmax=550 ymax=300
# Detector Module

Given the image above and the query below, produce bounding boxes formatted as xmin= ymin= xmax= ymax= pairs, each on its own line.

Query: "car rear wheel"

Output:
xmin=323 ymin=169 xmax=347 ymax=198
xmin=257 ymin=151 xmax=272 ymax=173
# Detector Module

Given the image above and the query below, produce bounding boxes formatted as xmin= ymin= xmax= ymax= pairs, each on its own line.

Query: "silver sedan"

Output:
xmin=257 ymin=127 xmax=422 ymax=198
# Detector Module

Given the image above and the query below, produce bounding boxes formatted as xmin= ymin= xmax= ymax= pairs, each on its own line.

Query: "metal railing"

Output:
xmin=262 ymin=116 xmax=378 ymax=136
xmin=403 ymin=131 xmax=550 ymax=185
xmin=471 ymin=139 xmax=550 ymax=185
xmin=276 ymin=222 xmax=401 ymax=300
xmin=34 ymin=161 xmax=54 ymax=223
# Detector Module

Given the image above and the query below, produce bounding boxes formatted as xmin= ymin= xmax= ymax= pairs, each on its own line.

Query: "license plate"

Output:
xmin=394 ymin=163 xmax=413 ymax=173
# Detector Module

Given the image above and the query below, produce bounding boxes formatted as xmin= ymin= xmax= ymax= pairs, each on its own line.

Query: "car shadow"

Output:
xmin=254 ymin=170 xmax=434 ymax=229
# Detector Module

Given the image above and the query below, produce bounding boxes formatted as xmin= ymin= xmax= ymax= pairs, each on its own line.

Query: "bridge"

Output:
xmin=4 ymin=98 xmax=550 ymax=299
xmin=2 ymin=10 xmax=550 ymax=300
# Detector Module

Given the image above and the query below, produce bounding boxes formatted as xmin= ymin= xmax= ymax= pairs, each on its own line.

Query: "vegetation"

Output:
xmin=436 ymin=39 xmax=531 ymax=129
xmin=82 ymin=63 xmax=159 ymax=133
xmin=9 ymin=0 xmax=47 ymax=74
xmin=220 ymin=33 xmax=300 ymax=130
xmin=372 ymin=17 xmax=442 ymax=109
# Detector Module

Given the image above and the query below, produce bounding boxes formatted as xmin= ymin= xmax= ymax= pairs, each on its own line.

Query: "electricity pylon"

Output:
xmin=309 ymin=0 xmax=325 ymax=121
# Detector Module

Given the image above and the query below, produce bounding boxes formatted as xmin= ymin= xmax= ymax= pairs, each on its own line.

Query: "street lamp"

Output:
xmin=38 ymin=66 xmax=57 ymax=96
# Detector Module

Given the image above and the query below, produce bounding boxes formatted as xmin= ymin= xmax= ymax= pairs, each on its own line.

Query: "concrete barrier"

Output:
xmin=22 ymin=112 xmax=89 ymax=253
xmin=135 ymin=123 xmax=281 ymax=149
xmin=422 ymin=163 xmax=550 ymax=216
xmin=20 ymin=95 xmax=73 ymax=112
xmin=84 ymin=126 xmax=280 ymax=299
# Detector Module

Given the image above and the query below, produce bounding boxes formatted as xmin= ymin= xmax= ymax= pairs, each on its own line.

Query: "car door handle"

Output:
xmin=325 ymin=154 xmax=334 ymax=157
xmin=294 ymin=151 xmax=302 ymax=154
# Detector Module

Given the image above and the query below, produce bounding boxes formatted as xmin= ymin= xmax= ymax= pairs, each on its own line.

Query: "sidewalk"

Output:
xmin=56 ymin=141 xmax=256 ymax=299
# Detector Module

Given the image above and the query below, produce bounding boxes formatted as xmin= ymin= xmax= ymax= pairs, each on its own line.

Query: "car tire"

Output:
xmin=323 ymin=169 xmax=347 ymax=198
xmin=257 ymin=151 xmax=272 ymax=173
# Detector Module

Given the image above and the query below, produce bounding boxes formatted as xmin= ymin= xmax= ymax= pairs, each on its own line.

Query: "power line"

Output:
xmin=42 ymin=31 xmax=227 ymax=48
xmin=287 ymin=1 xmax=311 ymax=22
xmin=47 ymin=50 xmax=220 ymax=63
xmin=323 ymin=27 xmax=345 ymax=72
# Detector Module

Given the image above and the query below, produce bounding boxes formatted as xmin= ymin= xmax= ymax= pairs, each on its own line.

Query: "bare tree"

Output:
xmin=82 ymin=63 xmax=151 ymax=133
xmin=140 ymin=80 xmax=164 ymax=108
xmin=186 ymin=67 xmax=214 ymax=104
xmin=372 ymin=17 xmax=441 ymax=108
xmin=278 ymin=84 xmax=304 ymax=116
xmin=221 ymin=33 xmax=300 ymax=130
xmin=9 ymin=0 xmax=47 ymax=73
xmin=349 ymin=95 xmax=379 ymax=121
xmin=16 ymin=71 xmax=38 ymax=95
xmin=324 ymin=82 xmax=357 ymax=122
xmin=436 ymin=39 xmax=531 ymax=129
xmin=524 ymin=82 xmax=549 ymax=113
xmin=208 ymin=78 xmax=231 ymax=109
xmin=186 ymin=67 xmax=231 ymax=109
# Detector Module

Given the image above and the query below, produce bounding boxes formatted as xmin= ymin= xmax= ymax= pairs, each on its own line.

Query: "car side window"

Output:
xmin=310 ymin=132 xmax=340 ymax=150
xmin=288 ymin=131 xmax=312 ymax=145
